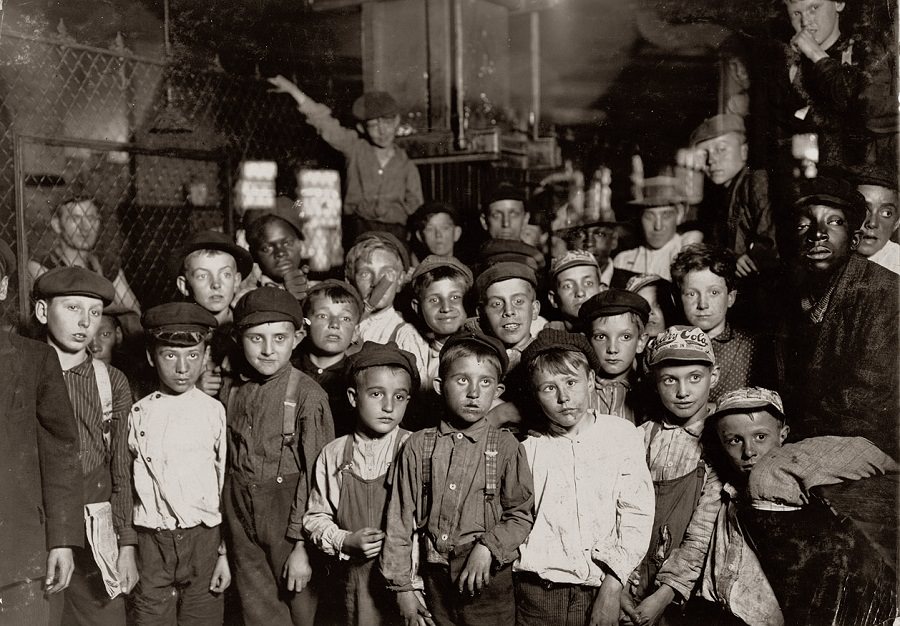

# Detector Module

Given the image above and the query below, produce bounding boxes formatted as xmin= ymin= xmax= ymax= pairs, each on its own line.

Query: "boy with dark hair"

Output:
xmin=226 ymin=288 xmax=335 ymax=625
xmin=303 ymin=341 xmax=417 ymax=625
xmin=268 ymin=75 xmax=423 ymax=244
xmin=32 ymin=266 xmax=135 ymax=625
xmin=294 ymin=279 xmax=363 ymax=437
xmin=547 ymin=250 xmax=603 ymax=330
xmin=244 ymin=208 xmax=310 ymax=303
xmin=381 ymin=330 xmax=534 ymax=626
xmin=670 ymin=244 xmax=773 ymax=401
xmin=123 ymin=303 xmax=230 ymax=624
xmin=412 ymin=201 xmax=463 ymax=259
xmin=481 ymin=183 xmax=529 ymax=241
xmin=577 ymin=289 xmax=651 ymax=422
xmin=0 ymin=239 xmax=82 ymax=623
xmin=515 ymin=328 xmax=654 ymax=626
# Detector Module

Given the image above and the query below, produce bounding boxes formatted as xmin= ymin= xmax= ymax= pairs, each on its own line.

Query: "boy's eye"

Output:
xmin=341 ymin=316 xmax=353 ymax=323
xmin=797 ymin=221 xmax=810 ymax=232
xmin=513 ymin=297 xmax=526 ymax=307
xmin=456 ymin=376 xmax=468 ymax=385
xmin=726 ymin=437 xmax=741 ymax=446
xmin=622 ymin=333 xmax=632 ymax=341
xmin=566 ymin=379 xmax=578 ymax=388
xmin=487 ymin=300 xmax=502 ymax=309
xmin=315 ymin=313 xmax=327 ymax=320
xmin=689 ymin=374 xmax=702 ymax=383
xmin=592 ymin=334 xmax=607 ymax=342
xmin=662 ymin=377 xmax=675 ymax=385
xmin=559 ymin=283 xmax=573 ymax=292
xmin=711 ymin=289 xmax=720 ymax=296
xmin=479 ymin=378 xmax=493 ymax=387
xmin=755 ymin=433 xmax=768 ymax=441
xmin=395 ymin=393 xmax=409 ymax=402
xmin=827 ymin=216 xmax=845 ymax=226
xmin=369 ymin=391 xmax=383 ymax=399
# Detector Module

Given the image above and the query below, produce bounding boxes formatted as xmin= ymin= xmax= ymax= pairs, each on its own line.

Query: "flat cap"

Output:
xmin=234 ymin=287 xmax=305 ymax=329
xmin=412 ymin=200 xmax=461 ymax=229
xmin=142 ymin=302 xmax=218 ymax=334
xmin=0 ymin=238 xmax=15 ymax=276
xmin=352 ymin=231 xmax=411 ymax=271
xmin=440 ymin=330 xmax=509 ymax=377
xmin=475 ymin=261 xmax=537 ymax=301
xmin=521 ymin=327 xmax=604 ymax=375
xmin=579 ymin=289 xmax=651 ymax=327
xmin=852 ymin=162 xmax=898 ymax=192
xmin=347 ymin=340 xmax=420 ymax=389
xmin=487 ymin=182 xmax=526 ymax=206
xmin=690 ymin=114 xmax=746 ymax=146
xmin=712 ymin=386 xmax=785 ymax=421
xmin=626 ymin=273 xmax=668 ymax=294
xmin=306 ymin=279 xmax=364 ymax=317
xmin=33 ymin=267 xmax=116 ymax=306
xmin=791 ymin=176 xmax=866 ymax=230
xmin=645 ymin=325 xmax=715 ymax=367
xmin=479 ymin=238 xmax=545 ymax=271
xmin=180 ymin=229 xmax=254 ymax=277
xmin=410 ymin=255 xmax=474 ymax=289
xmin=352 ymin=91 xmax=399 ymax=121
xmin=549 ymin=249 xmax=599 ymax=280
xmin=628 ymin=176 xmax=686 ymax=209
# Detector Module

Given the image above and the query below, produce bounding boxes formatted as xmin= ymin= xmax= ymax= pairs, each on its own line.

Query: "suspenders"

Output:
xmin=92 ymin=359 xmax=114 ymax=453
xmin=419 ymin=426 xmax=502 ymax=530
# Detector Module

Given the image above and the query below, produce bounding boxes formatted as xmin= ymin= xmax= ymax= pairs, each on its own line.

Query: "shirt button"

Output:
xmin=456 ymin=433 xmax=463 ymax=440
xmin=140 ymin=431 xmax=145 ymax=437
xmin=276 ymin=476 xmax=284 ymax=484
xmin=155 ymin=393 xmax=161 ymax=399
xmin=146 ymin=457 xmax=152 ymax=463
xmin=441 ymin=534 xmax=448 ymax=541
xmin=449 ymin=483 xmax=457 ymax=491
xmin=666 ymin=462 xmax=673 ymax=467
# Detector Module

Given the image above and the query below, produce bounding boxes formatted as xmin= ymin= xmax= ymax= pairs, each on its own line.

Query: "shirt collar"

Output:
xmin=659 ymin=414 xmax=706 ymax=438
xmin=438 ymin=417 xmax=488 ymax=442
xmin=712 ymin=323 xmax=734 ymax=343
xmin=65 ymin=354 xmax=94 ymax=377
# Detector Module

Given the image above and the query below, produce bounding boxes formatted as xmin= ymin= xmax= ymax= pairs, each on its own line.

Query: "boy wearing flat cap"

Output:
xmin=577 ymin=289 xmax=651 ymax=423
xmin=32 ymin=266 xmax=135 ymax=625
xmin=122 ymin=303 xmax=230 ymax=624
xmin=225 ymin=287 xmax=334 ymax=625
xmin=482 ymin=183 xmax=529 ymax=242
xmin=514 ymin=328 xmax=653 ymax=626
xmin=0 ymin=239 xmax=82 ymax=623
xmin=690 ymin=114 xmax=777 ymax=279
xmin=853 ymin=164 xmax=899 ymax=275
xmin=621 ymin=326 xmax=723 ymax=626
xmin=268 ymin=75 xmax=423 ymax=245
xmin=783 ymin=176 xmax=899 ymax=458
xmin=475 ymin=261 xmax=542 ymax=371
xmin=548 ymin=249 xmax=603 ymax=331
xmin=381 ymin=330 xmax=534 ymax=626
xmin=302 ymin=341 xmax=416 ymax=625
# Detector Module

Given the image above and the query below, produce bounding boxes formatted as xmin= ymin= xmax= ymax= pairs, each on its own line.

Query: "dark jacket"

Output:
xmin=0 ymin=331 xmax=83 ymax=586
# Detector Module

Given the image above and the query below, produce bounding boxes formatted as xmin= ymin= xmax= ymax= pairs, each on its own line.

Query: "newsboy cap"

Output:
xmin=180 ymin=230 xmax=254 ymax=277
xmin=352 ymin=231 xmax=411 ymax=271
xmin=711 ymin=387 xmax=786 ymax=422
xmin=142 ymin=302 xmax=218 ymax=335
xmin=645 ymin=325 xmax=715 ymax=367
xmin=578 ymin=289 xmax=651 ymax=327
xmin=440 ymin=329 xmax=509 ymax=377
xmin=475 ymin=261 xmax=537 ymax=301
xmin=521 ymin=327 xmax=604 ymax=375
xmin=234 ymin=287 xmax=305 ymax=329
xmin=352 ymin=91 xmax=399 ymax=121
xmin=33 ymin=267 xmax=116 ymax=306
xmin=690 ymin=114 xmax=746 ymax=146
xmin=791 ymin=176 xmax=867 ymax=230
xmin=346 ymin=341 xmax=421 ymax=390
xmin=410 ymin=255 xmax=474 ymax=289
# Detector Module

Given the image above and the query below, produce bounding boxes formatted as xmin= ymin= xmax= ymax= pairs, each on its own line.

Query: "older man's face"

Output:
xmin=795 ymin=203 xmax=859 ymax=275
xmin=53 ymin=200 xmax=100 ymax=252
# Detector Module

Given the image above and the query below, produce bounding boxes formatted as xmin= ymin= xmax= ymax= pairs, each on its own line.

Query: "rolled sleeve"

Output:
xmin=479 ymin=440 xmax=535 ymax=565
xmin=301 ymin=442 xmax=350 ymax=554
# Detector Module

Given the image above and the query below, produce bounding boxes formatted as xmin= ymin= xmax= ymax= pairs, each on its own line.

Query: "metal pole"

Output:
xmin=13 ymin=134 xmax=28 ymax=324
xmin=531 ymin=11 xmax=540 ymax=141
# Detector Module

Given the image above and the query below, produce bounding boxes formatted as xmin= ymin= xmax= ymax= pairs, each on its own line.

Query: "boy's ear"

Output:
xmin=479 ymin=214 xmax=488 ymax=232
xmin=34 ymin=299 xmax=49 ymax=325
xmin=347 ymin=386 xmax=358 ymax=408
xmin=432 ymin=377 xmax=443 ymax=397
xmin=453 ymin=226 xmax=462 ymax=242
xmin=636 ymin=332 xmax=650 ymax=354
xmin=175 ymin=275 xmax=190 ymax=297
xmin=849 ymin=229 xmax=862 ymax=251
xmin=145 ymin=349 xmax=156 ymax=369
xmin=114 ymin=326 xmax=124 ymax=346
xmin=531 ymin=298 xmax=541 ymax=319
xmin=739 ymin=142 xmax=749 ymax=163
xmin=547 ymin=290 xmax=558 ymax=310
xmin=675 ymin=205 xmax=687 ymax=225
xmin=49 ymin=215 xmax=62 ymax=236
xmin=709 ymin=364 xmax=721 ymax=389
xmin=292 ymin=327 xmax=306 ymax=348
xmin=779 ymin=423 xmax=790 ymax=443
xmin=410 ymin=298 xmax=420 ymax=316
xmin=493 ymin=383 xmax=506 ymax=402
xmin=356 ymin=122 xmax=366 ymax=136
xmin=726 ymin=289 xmax=738 ymax=309
xmin=415 ymin=231 xmax=425 ymax=244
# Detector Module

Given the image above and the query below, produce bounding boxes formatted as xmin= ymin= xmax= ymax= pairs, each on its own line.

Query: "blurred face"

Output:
xmin=637 ymin=285 xmax=667 ymax=337
xmin=531 ymin=361 xmax=593 ymax=433
xmin=588 ymin=226 xmax=618 ymax=265
xmin=241 ymin=321 xmax=302 ymax=377
xmin=679 ymin=269 xmax=736 ymax=338
xmin=364 ymin=115 xmax=400 ymax=149
xmin=306 ymin=296 xmax=358 ymax=356
xmin=857 ymin=184 xmax=899 ymax=257
xmin=150 ymin=342 xmax=207 ymax=395
xmin=53 ymin=200 xmax=100 ymax=252
xmin=482 ymin=200 xmax=528 ymax=240
xmin=348 ymin=366 xmax=410 ymax=437
xmin=419 ymin=213 xmax=460 ymax=256
xmin=590 ymin=314 xmax=647 ymax=379
xmin=654 ymin=362 xmax=718 ymax=424
xmin=414 ymin=278 xmax=467 ymax=338
xmin=551 ymin=265 xmax=601 ymax=320
xmin=38 ymin=295 xmax=104 ymax=355
xmin=795 ymin=204 xmax=859 ymax=276
xmin=437 ymin=354 xmax=503 ymax=424
xmin=717 ymin=410 xmax=789 ymax=475
xmin=785 ymin=0 xmax=844 ymax=44
xmin=352 ymin=248 xmax=402 ymax=312
xmin=179 ymin=251 xmax=240 ymax=314
xmin=254 ymin=220 xmax=303 ymax=280
xmin=641 ymin=206 xmax=681 ymax=250
xmin=89 ymin=315 xmax=120 ymax=364
xmin=481 ymin=278 xmax=539 ymax=347
xmin=521 ymin=224 xmax=547 ymax=249
xmin=697 ymin=132 xmax=747 ymax=186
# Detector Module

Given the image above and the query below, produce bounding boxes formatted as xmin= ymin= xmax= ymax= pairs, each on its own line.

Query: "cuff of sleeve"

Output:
xmin=591 ymin=546 xmax=630 ymax=586
xmin=47 ymin=530 xmax=85 ymax=550
xmin=478 ymin=535 xmax=511 ymax=566
xmin=654 ymin=575 xmax=690 ymax=602
xmin=333 ymin=529 xmax=352 ymax=560
xmin=117 ymin=529 xmax=138 ymax=547
xmin=286 ymin=522 xmax=305 ymax=542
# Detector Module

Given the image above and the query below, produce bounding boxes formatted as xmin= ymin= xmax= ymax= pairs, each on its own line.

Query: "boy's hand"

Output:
xmin=342 ymin=527 xmax=385 ymax=559
xmin=44 ymin=547 xmax=74 ymax=594
xmin=198 ymin=366 xmax=223 ymax=397
xmin=209 ymin=555 xmax=231 ymax=593
xmin=588 ymin=575 xmax=622 ymax=626
xmin=619 ymin=587 xmax=641 ymax=626
xmin=791 ymin=30 xmax=827 ymax=62
xmin=631 ymin=585 xmax=675 ymax=626
xmin=457 ymin=543 xmax=493 ymax=596
xmin=282 ymin=542 xmax=312 ymax=592
xmin=396 ymin=590 xmax=435 ymax=626
xmin=283 ymin=268 xmax=309 ymax=302
xmin=365 ymin=274 xmax=395 ymax=313
xmin=116 ymin=545 xmax=139 ymax=593
xmin=267 ymin=75 xmax=307 ymax=104
xmin=735 ymin=253 xmax=759 ymax=278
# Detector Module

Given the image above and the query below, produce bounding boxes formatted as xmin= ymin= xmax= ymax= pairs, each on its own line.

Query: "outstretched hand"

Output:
xmin=267 ymin=75 xmax=307 ymax=105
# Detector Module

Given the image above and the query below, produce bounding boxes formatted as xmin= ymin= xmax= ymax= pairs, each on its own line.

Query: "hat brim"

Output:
xmin=181 ymin=241 xmax=254 ymax=277
xmin=712 ymin=400 xmax=785 ymax=420
xmin=647 ymin=352 xmax=715 ymax=367
xmin=235 ymin=311 xmax=302 ymax=329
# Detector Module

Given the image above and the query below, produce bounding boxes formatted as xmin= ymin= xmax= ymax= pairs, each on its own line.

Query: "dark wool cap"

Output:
xmin=478 ymin=238 xmax=545 ymax=271
xmin=440 ymin=330 xmax=509 ymax=377
xmin=352 ymin=91 xmax=399 ymax=121
xmin=142 ymin=302 xmax=218 ymax=334
xmin=792 ymin=176 xmax=867 ymax=230
xmin=412 ymin=200 xmax=461 ymax=229
xmin=346 ymin=340 xmax=420 ymax=389
xmin=520 ymin=327 xmax=604 ymax=375
xmin=33 ymin=267 xmax=116 ymax=306
xmin=487 ymin=183 xmax=526 ymax=206
xmin=410 ymin=255 xmax=474 ymax=289
xmin=578 ymin=289 xmax=651 ymax=327
xmin=475 ymin=261 xmax=538 ymax=302
xmin=0 ymin=238 xmax=15 ymax=276
xmin=180 ymin=230 xmax=254 ymax=277
xmin=352 ymin=231 xmax=411 ymax=271
xmin=689 ymin=114 xmax=746 ymax=146
xmin=851 ymin=163 xmax=898 ymax=192
xmin=234 ymin=287 xmax=305 ymax=329
xmin=306 ymin=279 xmax=364 ymax=317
